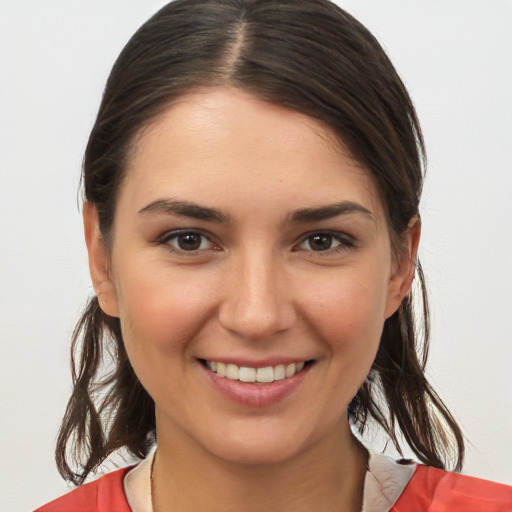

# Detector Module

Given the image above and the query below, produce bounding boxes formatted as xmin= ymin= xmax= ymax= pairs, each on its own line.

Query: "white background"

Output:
xmin=1 ymin=1 xmax=511 ymax=510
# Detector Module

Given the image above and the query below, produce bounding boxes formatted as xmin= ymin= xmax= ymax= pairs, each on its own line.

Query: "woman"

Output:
xmin=35 ymin=0 xmax=512 ymax=510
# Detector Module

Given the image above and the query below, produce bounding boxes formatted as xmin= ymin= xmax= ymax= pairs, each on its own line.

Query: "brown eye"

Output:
xmin=307 ymin=234 xmax=336 ymax=251
xmin=297 ymin=232 xmax=353 ymax=253
xmin=164 ymin=231 xmax=213 ymax=252
xmin=177 ymin=233 xmax=202 ymax=250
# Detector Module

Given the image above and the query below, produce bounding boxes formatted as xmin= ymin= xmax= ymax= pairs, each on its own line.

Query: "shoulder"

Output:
xmin=33 ymin=466 xmax=133 ymax=512
xmin=394 ymin=465 xmax=512 ymax=511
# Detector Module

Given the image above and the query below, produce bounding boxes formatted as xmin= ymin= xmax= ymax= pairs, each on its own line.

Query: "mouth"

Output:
xmin=200 ymin=359 xmax=314 ymax=384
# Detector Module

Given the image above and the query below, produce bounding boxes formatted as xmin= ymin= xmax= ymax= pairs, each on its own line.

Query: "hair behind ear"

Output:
xmin=349 ymin=262 xmax=465 ymax=472
xmin=55 ymin=296 xmax=155 ymax=485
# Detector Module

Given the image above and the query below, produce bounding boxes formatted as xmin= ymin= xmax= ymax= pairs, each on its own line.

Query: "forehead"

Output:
xmin=121 ymin=87 xmax=385 ymax=221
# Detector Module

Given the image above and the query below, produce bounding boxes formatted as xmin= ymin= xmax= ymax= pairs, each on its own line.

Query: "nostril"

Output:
xmin=218 ymin=301 xmax=296 ymax=342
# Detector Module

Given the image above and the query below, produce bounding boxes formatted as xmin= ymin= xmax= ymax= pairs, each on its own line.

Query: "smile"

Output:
xmin=205 ymin=360 xmax=307 ymax=383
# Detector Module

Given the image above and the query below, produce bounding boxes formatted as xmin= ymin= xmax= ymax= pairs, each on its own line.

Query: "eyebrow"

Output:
xmin=138 ymin=198 xmax=373 ymax=224
xmin=138 ymin=199 xmax=230 ymax=223
xmin=289 ymin=201 xmax=374 ymax=223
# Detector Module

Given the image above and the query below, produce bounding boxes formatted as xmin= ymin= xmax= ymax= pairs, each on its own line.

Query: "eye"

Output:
xmin=159 ymin=230 xmax=214 ymax=252
xmin=297 ymin=232 xmax=353 ymax=252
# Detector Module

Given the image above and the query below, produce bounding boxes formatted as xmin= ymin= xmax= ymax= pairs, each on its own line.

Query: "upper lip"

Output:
xmin=198 ymin=357 xmax=313 ymax=368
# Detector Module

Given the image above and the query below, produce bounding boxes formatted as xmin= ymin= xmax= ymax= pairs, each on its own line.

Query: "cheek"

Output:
xmin=300 ymin=265 xmax=389 ymax=355
xmin=112 ymin=263 xmax=221 ymax=408
xmin=114 ymin=262 xmax=217 ymax=356
xmin=308 ymin=271 xmax=389 ymax=406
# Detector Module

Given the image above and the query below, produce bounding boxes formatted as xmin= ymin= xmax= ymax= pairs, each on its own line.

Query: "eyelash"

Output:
xmin=156 ymin=229 xmax=217 ymax=254
xmin=294 ymin=231 xmax=355 ymax=254
xmin=156 ymin=229 xmax=355 ymax=255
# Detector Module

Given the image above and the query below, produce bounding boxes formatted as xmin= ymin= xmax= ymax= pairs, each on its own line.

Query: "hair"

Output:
xmin=56 ymin=0 xmax=464 ymax=485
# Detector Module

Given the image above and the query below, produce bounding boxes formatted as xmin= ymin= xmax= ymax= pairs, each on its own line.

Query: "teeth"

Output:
xmin=256 ymin=366 xmax=274 ymax=383
xmin=285 ymin=363 xmax=296 ymax=378
xmin=274 ymin=364 xmax=286 ymax=381
xmin=205 ymin=360 xmax=307 ymax=383
xmin=239 ymin=367 xmax=256 ymax=382
xmin=226 ymin=364 xmax=239 ymax=380
xmin=216 ymin=362 xmax=226 ymax=377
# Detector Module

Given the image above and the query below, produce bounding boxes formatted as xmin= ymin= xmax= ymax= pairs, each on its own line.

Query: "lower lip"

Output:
xmin=199 ymin=362 xmax=312 ymax=407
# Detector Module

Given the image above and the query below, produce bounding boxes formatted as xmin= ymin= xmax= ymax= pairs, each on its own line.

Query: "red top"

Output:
xmin=34 ymin=466 xmax=133 ymax=512
xmin=393 ymin=465 xmax=512 ymax=511
xmin=34 ymin=464 xmax=512 ymax=512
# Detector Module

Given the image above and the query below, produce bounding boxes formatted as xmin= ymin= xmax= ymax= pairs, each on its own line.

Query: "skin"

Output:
xmin=85 ymin=87 xmax=420 ymax=511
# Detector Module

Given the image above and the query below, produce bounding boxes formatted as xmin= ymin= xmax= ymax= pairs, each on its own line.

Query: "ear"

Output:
xmin=83 ymin=201 xmax=120 ymax=317
xmin=384 ymin=216 xmax=421 ymax=319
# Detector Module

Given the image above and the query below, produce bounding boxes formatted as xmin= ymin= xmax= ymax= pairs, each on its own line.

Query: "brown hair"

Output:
xmin=56 ymin=0 xmax=464 ymax=485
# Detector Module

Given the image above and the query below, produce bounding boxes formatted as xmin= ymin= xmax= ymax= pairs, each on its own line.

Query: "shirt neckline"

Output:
xmin=123 ymin=447 xmax=417 ymax=512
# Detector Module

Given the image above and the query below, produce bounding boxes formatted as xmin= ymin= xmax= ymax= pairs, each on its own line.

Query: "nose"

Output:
xmin=218 ymin=251 xmax=295 ymax=342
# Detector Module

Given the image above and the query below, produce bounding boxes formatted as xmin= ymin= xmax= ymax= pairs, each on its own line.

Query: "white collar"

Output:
xmin=362 ymin=450 xmax=416 ymax=511
xmin=123 ymin=448 xmax=154 ymax=512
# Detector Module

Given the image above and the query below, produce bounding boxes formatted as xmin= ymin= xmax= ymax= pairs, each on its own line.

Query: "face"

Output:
xmin=86 ymin=87 xmax=417 ymax=465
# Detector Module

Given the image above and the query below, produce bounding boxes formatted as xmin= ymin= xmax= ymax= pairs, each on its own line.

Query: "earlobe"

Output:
xmin=83 ymin=202 xmax=120 ymax=317
xmin=384 ymin=217 xmax=421 ymax=319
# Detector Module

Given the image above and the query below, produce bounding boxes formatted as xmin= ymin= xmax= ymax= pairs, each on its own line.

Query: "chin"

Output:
xmin=198 ymin=416 xmax=341 ymax=468
xmin=211 ymin=438 xmax=306 ymax=467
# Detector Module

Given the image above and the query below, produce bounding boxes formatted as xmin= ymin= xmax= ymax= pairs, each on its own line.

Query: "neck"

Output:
xmin=152 ymin=418 xmax=366 ymax=512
